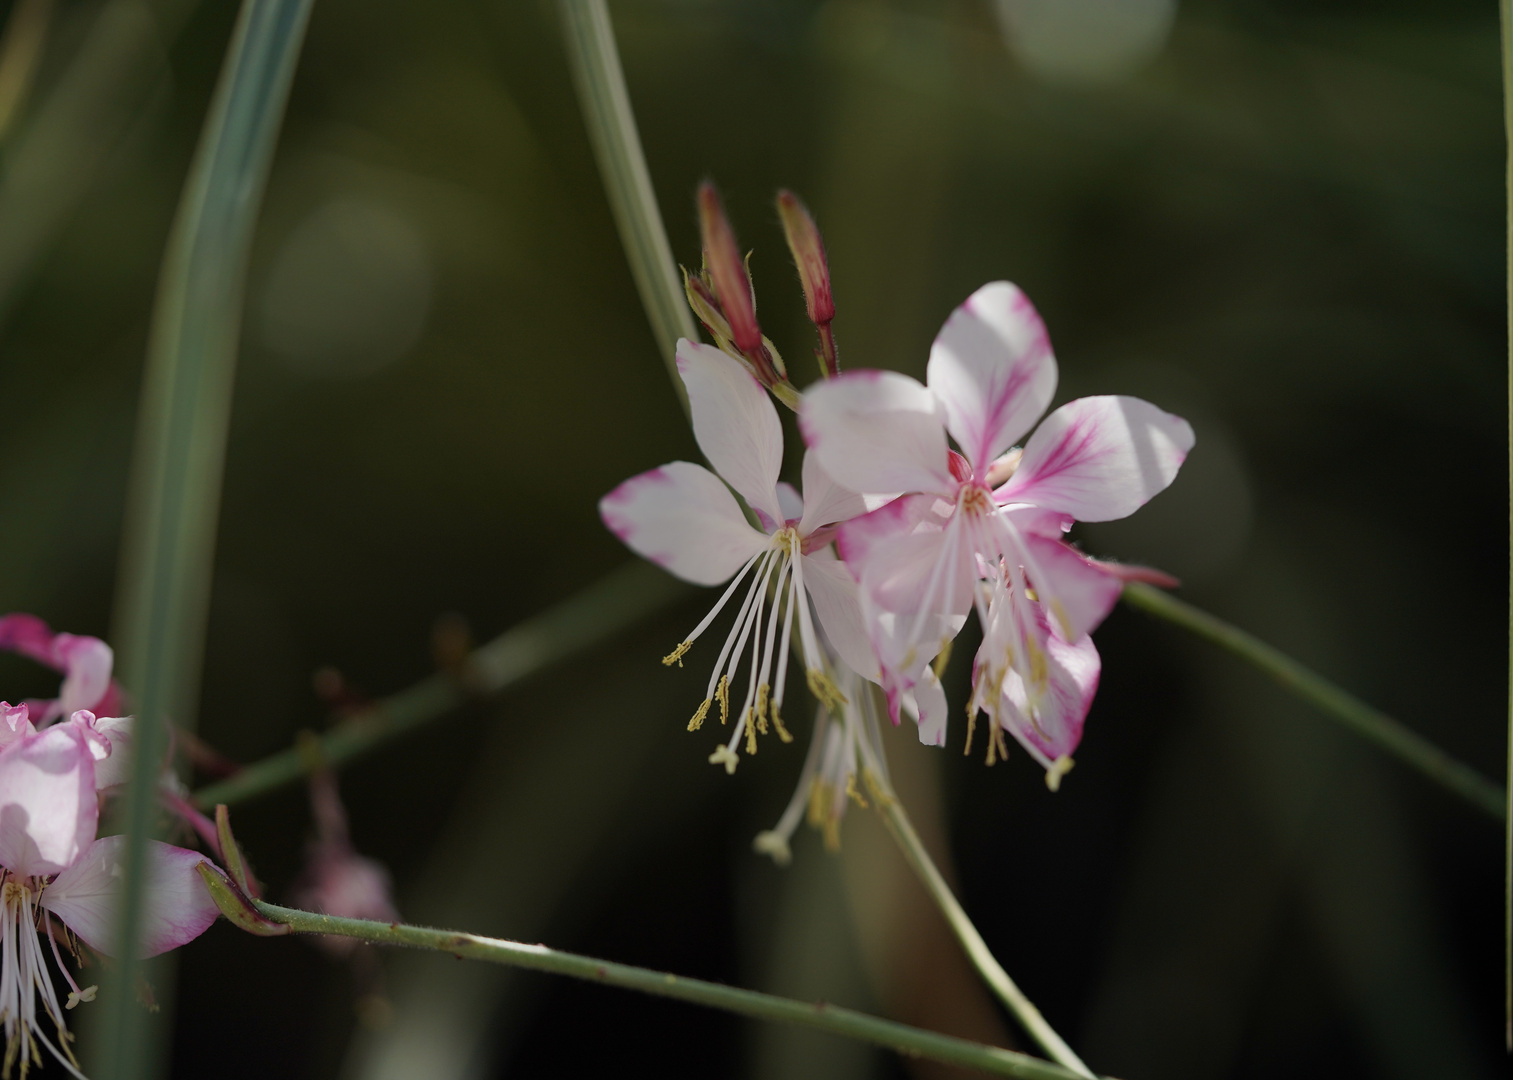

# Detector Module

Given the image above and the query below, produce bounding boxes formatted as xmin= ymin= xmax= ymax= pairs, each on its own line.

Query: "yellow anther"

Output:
xmin=932 ymin=638 xmax=953 ymax=678
xmin=716 ymin=675 xmax=730 ymax=725
xmin=709 ymin=744 xmax=740 ymax=774
xmin=754 ymin=684 xmax=770 ymax=734
xmin=806 ymin=669 xmax=847 ymax=713
xmin=1045 ymin=755 xmax=1075 ymax=792
xmin=845 ymin=774 xmax=868 ymax=809
xmin=770 ymin=702 xmax=793 ymax=743
xmin=687 ymin=698 xmax=712 ymax=732
xmin=806 ymin=777 xmax=830 ymax=827
xmin=963 ymin=701 xmax=978 ymax=757
xmin=986 ymin=725 xmax=1009 ymax=766
xmin=822 ymin=817 xmax=841 ymax=852
xmin=744 ymin=710 xmax=759 ymax=755
xmin=662 ymin=640 xmax=692 ymax=667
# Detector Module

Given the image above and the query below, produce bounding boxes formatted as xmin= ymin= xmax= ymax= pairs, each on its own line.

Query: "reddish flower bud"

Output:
xmin=776 ymin=190 xmax=839 ymax=378
xmin=697 ymin=182 xmax=762 ymax=355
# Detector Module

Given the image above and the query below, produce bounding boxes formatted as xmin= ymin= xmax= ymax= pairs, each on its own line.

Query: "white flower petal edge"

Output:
xmin=800 ymin=370 xmax=952 ymax=496
xmin=600 ymin=462 xmax=767 ymax=587
xmin=41 ymin=836 xmax=221 ymax=959
xmin=927 ymin=280 xmax=1057 ymax=472
xmin=997 ymin=394 xmax=1195 ymax=522
xmin=678 ymin=339 xmax=786 ymax=528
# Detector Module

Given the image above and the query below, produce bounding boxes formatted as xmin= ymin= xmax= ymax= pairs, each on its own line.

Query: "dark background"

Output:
xmin=0 ymin=0 xmax=1505 ymax=1077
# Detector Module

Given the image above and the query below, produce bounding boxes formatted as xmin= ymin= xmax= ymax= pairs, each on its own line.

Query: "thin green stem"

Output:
xmin=868 ymin=775 xmax=1095 ymax=1078
xmin=248 ymin=899 xmax=1090 ymax=1079
xmin=1501 ymin=0 xmax=1513 ymax=1051
xmin=557 ymin=0 xmax=697 ymax=416
xmin=192 ymin=560 xmax=688 ymax=808
xmin=102 ymin=2 xmax=314 ymax=1076
xmin=1121 ymin=582 xmax=1506 ymax=820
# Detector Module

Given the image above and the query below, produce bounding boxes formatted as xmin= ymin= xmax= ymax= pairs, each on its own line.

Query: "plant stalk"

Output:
xmin=1501 ymin=0 xmax=1513 ymax=1051
xmin=192 ymin=560 xmax=688 ymax=808
xmin=866 ymin=773 xmax=1095 ymax=1078
xmin=243 ymin=899 xmax=1092 ymax=1080
xmin=557 ymin=0 xmax=697 ymax=416
xmin=102 ymin=2 xmax=314 ymax=1076
xmin=1122 ymin=582 xmax=1506 ymax=820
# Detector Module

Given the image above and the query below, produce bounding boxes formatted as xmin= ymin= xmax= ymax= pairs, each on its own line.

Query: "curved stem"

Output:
xmin=1121 ymin=582 xmax=1506 ymax=820
xmin=867 ymin=774 xmax=1095 ymax=1079
xmin=192 ymin=560 xmax=688 ymax=808
xmin=246 ymin=899 xmax=1090 ymax=1080
xmin=557 ymin=0 xmax=698 ymax=417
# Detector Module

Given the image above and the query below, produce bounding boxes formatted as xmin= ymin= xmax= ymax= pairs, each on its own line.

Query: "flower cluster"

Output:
xmin=602 ymin=187 xmax=1192 ymax=859
xmin=0 ymin=619 xmax=220 ymax=1077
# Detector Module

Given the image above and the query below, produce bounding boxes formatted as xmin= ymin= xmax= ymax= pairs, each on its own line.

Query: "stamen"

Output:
xmin=806 ymin=669 xmax=847 ymax=713
xmin=744 ymin=710 xmax=759 ymax=755
xmin=687 ymin=699 xmax=712 ymax=732
xmin=716 ymin=675 xmax=730 ymax=725
xmin=931 ymin=637 xmax=953 ymax=678
xmin=963 ymin=700 xmax=977 ymax=757
xmin=844 ymin=774 xmax=868 ymax=808
xmin=754 ymin=684 xmax=770 ymax=735
xmin=770 ymin=702 xmax=792 ymax=743
xmin=662 ymin=640 xmax=692 ymax=667
xmin=1045 ymin=755 xmax=1075 ymax=792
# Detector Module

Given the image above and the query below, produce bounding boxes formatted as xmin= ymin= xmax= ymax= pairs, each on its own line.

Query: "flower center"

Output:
xmin=958 ymin=484 xmax=993 ymax=518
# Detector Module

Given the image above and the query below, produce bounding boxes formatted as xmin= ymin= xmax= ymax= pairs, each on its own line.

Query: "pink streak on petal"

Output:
xmin=927 ymin=281 xmax=1058 ymax=471
xmin=0 ymin=613 xmax=57 ymax=666
xmin=41 ymin=836 xmax=221 ymax=958
xmin=999 ymin=395 xmax=1195 ymax=522
xmin=1020 ymin=533 xmax=1125 ymax=643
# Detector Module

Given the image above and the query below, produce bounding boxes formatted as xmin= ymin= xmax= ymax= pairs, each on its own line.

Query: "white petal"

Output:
xmin=908 ymin=666 xmax=950 ymax=747
xmin=797 ymin=451 xmax=869 ymax=535
xmin=998 ymin=395 xmax=1194 ymax=522
xmin=677 ymin=339 xmax=785 ymax=527
xmin=927 ymin=281 xmax=1057 ymax=472
xmin=88 ymin=716 xmax=135 ymax=790
xmin=0 ymin=723 xmax=98 ymax=878
xmin=776 ymin=482 xmax=805 ymax=523
xmin=42 ymin=836 xmax=221 ymax=958
xmin=802 ymin=553 xmax=880 ymax=681
xmin=800 ymin=370 xmax=952 ymax=496
xmin=600 ymin=462 xmax=768 ymax=586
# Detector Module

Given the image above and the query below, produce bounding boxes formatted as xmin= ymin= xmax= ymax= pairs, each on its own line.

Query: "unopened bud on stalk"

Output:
xmin=777 ymin=189 xmax=839 ymax=378
xmin=698 ymin=181 xmax=761 ymax=355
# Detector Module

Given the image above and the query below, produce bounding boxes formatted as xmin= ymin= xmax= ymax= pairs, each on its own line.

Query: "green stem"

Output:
xmin=1121 ymin=582 xmax=1506 ymax=820
xmin=869 ymin=776 xmax=1095 ymax=1078
xmin=1500 ymin=0 xmax=1513 ymax=1051
xmin=102 ymin=3 xmax=314 ymax=1075
xmin=557 ymin=0 xmax=698 ymax=416
xmin=248 ymin=899 xmax=1090 ymax=1080
xmin=192 ymin=560 xmax=688 ymax=808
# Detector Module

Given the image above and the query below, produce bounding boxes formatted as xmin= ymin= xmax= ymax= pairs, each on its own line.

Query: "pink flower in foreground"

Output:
xmin=0 ymin=716 xmax=220 ymax=1076
xmin=801 ymin=281 xmax=1192 ymax=773
xmin=0 ymin=615 xmax=123 ymax=725
xmin=600 ymin=340 xmax=878 ymax=773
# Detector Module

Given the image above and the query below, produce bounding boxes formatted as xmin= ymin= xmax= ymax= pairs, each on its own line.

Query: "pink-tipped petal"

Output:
xmin=42 ymin=836 xmax=221 ymax=958
xmin=797 ymin=452 xmax=868 ymax=536
xmin=801 ymin=370 xmax=953 ymax=496
xmin=0 ymin=722 xmax=98 ymax=878
xmin=600 ymin=462 xmax=768 ymax=586
xmin=677 ymin=340 xmax=786 ymax=526
xmin=926 ymin=282 xmax=1058 ymax=472
xmin=51 ymin=634 xmax=114 ymax=720
xmin=802 ymin=552 xmax=880 ymax=681
xmin=0 ymin=703 xmax=34 ymax=750
xmin=1020 ymin=534 xmax=1125 ymax=643
xmin=0 ymin=613 xmax=56 ymax=666
xmin=994 ymin=624 xmax=1100 ymax=768
xmin=998 ymin=395 xmax=1194 ymax=522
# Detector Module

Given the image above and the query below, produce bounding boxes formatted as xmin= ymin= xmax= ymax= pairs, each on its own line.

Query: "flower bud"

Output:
xmin=776 ymin=190 xmax=839 ymax=377
xmin=697 ymin=181 xmax=762 ymax=355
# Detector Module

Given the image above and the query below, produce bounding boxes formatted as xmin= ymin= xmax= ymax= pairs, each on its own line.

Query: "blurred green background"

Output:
xmin=0 ymin=0 xmax=1506 ymax=1077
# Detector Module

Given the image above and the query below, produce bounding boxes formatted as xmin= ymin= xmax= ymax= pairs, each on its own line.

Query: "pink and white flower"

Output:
xmin=0 ymin=615 xmax=123 ymax=725
xmin=600 ymin=340 xmax=879 ymax=772
xmin=0 ymin=715 xmax=221 ymax=1076
xmin=801 ymin=281 xmax=1193 ymax=771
